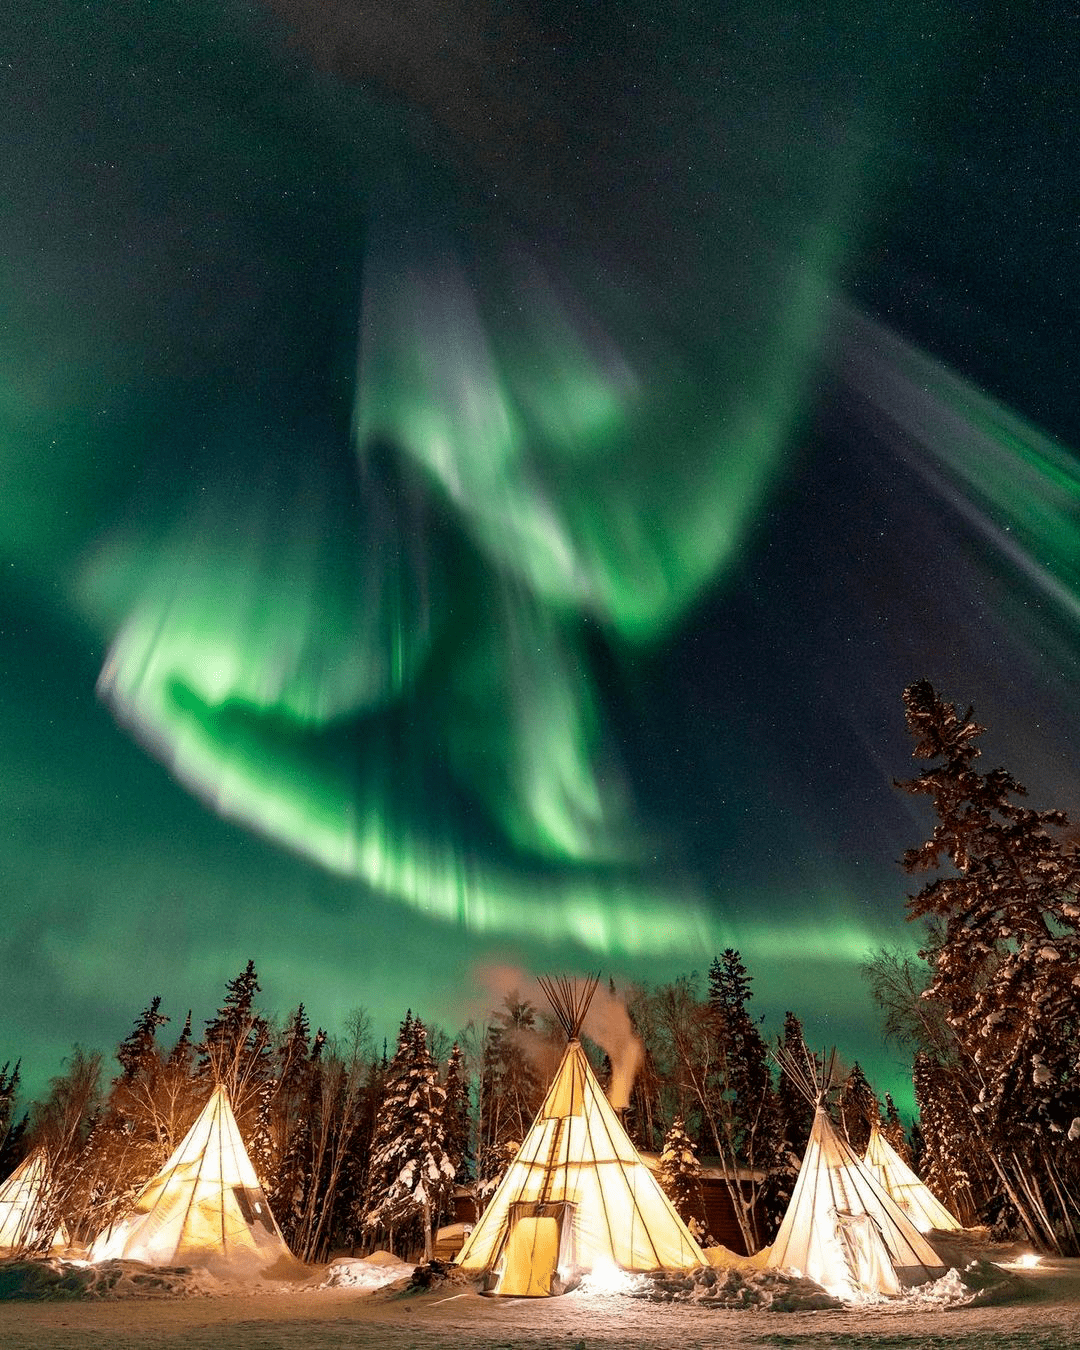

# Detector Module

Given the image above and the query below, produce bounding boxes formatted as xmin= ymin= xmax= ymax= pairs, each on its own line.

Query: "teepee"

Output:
xmin=0 ymin=1149 xmax=68 ymax=1254
xmin=89 ymin=1084 xmax=293 ymax=1275
xmin=455 ymin=975 xmax=705 ymax=1296
xmin=765 ymin=1048 xmax=946 ymax=1297
xmin=863 ymin=1123 xmax=961 ymax=1234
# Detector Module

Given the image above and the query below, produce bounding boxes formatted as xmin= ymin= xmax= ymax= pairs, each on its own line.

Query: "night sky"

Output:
xmin=2 ymin=1 xmax=1076 ymax=1114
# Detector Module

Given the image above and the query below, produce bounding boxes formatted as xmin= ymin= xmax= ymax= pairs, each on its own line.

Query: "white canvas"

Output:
xmin=89 ymin=1084 xmax=293 ymax=1275
xmin=863 ymin=1123 xmax=962 ymax=1234
xmin=456 ymin=1039 xmax=705 ymax=1289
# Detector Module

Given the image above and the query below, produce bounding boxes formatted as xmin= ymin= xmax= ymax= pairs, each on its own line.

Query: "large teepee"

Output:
xmin=0 ymin=1149 xmax=68 ymax=1254
xmin=863 ymin=1123 xmax=961 ymax=1234
xmin=455 ymin=975 xmax=705 ymax=1296
xmin=89 ymin=1084 xmax=293 ymax=1275
xmin=765 ymin=1048 xmax=946 ymax=1297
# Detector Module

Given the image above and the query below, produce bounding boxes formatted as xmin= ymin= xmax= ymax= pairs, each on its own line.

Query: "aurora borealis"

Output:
xmin=2 ymin=1 xmax=1076 ymax=1112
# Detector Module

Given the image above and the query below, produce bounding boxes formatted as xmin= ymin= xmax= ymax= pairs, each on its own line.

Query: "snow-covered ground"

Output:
xmin=3 ymin=1241 xmax=1080 ymax=1349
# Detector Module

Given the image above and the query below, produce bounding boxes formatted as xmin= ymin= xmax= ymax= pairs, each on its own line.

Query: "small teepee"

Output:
xmin=0 ymin=1149 xmax=68 ymax=1254
xmin=863 ymin=1123 xmax=961 ymax=1234
xmin=89 ymin=1084 xmax=293 ymax=1275
xmin=455 ymin=975 xmax=705 ymax=1295
xmin=765 ymin=1047 xmax=946 ymax=1297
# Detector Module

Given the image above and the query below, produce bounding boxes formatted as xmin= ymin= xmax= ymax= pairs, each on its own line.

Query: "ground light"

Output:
xmin=574 ymin=1260 xmax=642 ymax=1295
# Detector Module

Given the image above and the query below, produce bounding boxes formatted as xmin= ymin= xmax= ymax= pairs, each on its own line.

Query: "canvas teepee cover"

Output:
xmin=89 ymin=1085 xmax=292 ymax=1274
xmin=455 ymin=976 xmax=705 ymax=1295
xmin=0 ymin=1149 xmax=67 ymax=1254
xmin=766 ymin=1050 xmax=946 ymax=1297
xmin=863 ymin=1123 xmax=961 ymax=1234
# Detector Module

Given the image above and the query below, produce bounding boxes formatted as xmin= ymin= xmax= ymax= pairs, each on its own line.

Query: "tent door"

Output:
xmin=835 ymin=1211 xmax=901 ymax=1297
xmin=491 ymin=1201 xmax=576 ymax=1297
xmin=232 ymin=1187 xmax=277 ymax=1235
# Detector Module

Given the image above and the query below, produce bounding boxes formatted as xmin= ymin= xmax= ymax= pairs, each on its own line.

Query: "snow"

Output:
xmin=316 ymin=1255 xmax=414 ymax=1291
xmin=4 ymin=1239 xmax=1080 ymax=1349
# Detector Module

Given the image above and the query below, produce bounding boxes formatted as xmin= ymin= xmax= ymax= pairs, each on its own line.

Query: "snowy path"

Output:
xmin=3 ymin=1264 xmax=1080 ymax=1350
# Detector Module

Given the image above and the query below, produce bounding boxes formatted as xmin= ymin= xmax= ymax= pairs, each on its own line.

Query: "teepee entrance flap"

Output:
xmin=493 ymin=1201 xmax=576 ymax=1296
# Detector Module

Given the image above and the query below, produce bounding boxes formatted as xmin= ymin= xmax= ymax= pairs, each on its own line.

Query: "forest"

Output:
xmin=2 ymin=682 xmax=1079 ymax=1261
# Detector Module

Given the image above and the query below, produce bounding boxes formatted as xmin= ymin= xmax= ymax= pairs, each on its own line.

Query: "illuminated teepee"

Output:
xmin=0 ymin=1149 xmax=68 ymax=1254
xmin=765 ymin=1048 xmax=946 ymax=1297
xmin=455 ymin=975 xmax=705 ymax=1296
xmin=863 ymin=1122 xmax=961 ymax=1234
xmin=89 ymin=1084 xmax=293 ymax=1275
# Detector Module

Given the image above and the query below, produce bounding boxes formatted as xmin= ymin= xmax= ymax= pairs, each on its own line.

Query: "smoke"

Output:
xmin=581 ymin=982 xmax=644 ymax=1112
xmin=470 ymin=963 xmax=643 ymax=1111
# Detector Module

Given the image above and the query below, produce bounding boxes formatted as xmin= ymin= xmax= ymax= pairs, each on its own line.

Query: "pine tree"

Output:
xmin=0 ymin=1113 xmax=27 ymax=1183
xmin=265 ymin=1004 xmax=314 ymax=1205
xmin=362 ymin=1015 xmax=455 ymax=1260
xmin=776 ymin=1012 xmax=814 ymax=1161
xmin=913 ymin=1051 xmax=980 ymax=1226
xmin=116 ymin=997 xmax=169 ymax=1083
xmin=0 ymin=1060 xmax=21 ymax=1155
xmin=166 ymin=1012 xmax=194 ymax=1072
xmin=198 ymin=960 xmax=273 ymax=1125
xmin=657 ymin=1116 xmax=705 ymax=1234
xmin=882 ymin=1093 xmax=911 ymax=1165
xmin=475 ymin=996 xmax=544 ymax=1198
xmin=441 ymin=1042 xmax=472 ymax=1204
xmin=898 ymin=680 xmax=1080 ymax=1251
xmin=838 ymin=1062 xmax=881 ymax=1156
xmin=705 ymin=949 xmax=786 ymax=1247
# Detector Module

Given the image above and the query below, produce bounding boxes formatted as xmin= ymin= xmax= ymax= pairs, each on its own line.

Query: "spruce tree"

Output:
xmin=116 ymin=997 xmax=169 ymax=1083
xmin=362 ymin=1012 xmax=415 ymax=1251
xmin=154 ymin=1012 xmax=198 ymax=1156
xmin=776 ymin=1012 xmax=814 ymax=1161
xmin=198 ymin=960 xmax=273 ymax=1124
xmin=441 ymin=1042 xmax=472 ymax=1204
xmin=882 ymin=1093 xmax=911 ymax=1165
xmin=363 ymin=1014 xmax=455 ymax=1260
xmin=913 ymin=1051 xmax=979 ymax=1226
xmin=0 ymin=1060 xmax=21 ymax=1155
xmin=657 ymin=1116 xmax=705 ymax=1234
xmin=0 ymin=1113 xmax=27 ymax=1182
xmin=898 ymin=680 xmax=1080 ymax=1250
xmin=706 ymin=949 xmax=786 ymax=1247
xmin=80 ymin=999 xmax=173 ymax=1239
xmin=25 ymin=1048 xmax=102 ymax=1249
xmin=266 ymin=1004 xmax=314 ymax=1204
xmin=838 ymin=1062 xmax=881 ymax=1156
xmin=476 ymin=996 xmax=543 ymax=1199
xmin=166 ymin=1012 xmax=194 ymax=1072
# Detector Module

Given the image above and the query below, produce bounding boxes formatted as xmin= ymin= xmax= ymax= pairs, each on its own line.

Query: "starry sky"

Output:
xmin=2 ymin=1 xmax=1076 ymax=1114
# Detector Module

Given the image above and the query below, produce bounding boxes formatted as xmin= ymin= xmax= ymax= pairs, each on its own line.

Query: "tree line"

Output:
xmin=1 ymin=952 xmax=909 ymax=1262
